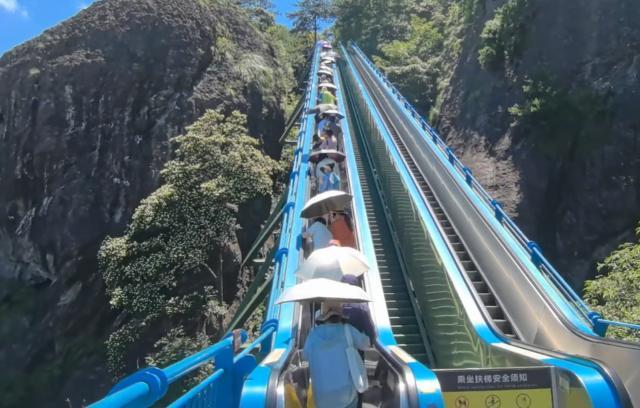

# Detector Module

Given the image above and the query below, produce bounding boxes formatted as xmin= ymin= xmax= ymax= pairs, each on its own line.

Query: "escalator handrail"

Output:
xmin=335 ymin=59 xmax=395 ymax=347
xmin=342 ymin=43 xmax=624 ymax=408
xmin=348 ymin=42 xmax=640 ymax=337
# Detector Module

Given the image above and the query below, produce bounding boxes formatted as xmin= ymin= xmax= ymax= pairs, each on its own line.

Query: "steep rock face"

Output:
xmin=0 ymin=0 xmax=286 ymax=405
xmin=437 ymin=0 xmax=640 ymax=286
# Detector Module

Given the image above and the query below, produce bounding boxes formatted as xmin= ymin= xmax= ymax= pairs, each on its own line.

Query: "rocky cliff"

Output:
xmin=336 ymin=0 xmax=639 ymax=287
xmin=0 ymin=0 xmax=287 ymax=405
xmin=436 ymin=0 xmax=640 ymax=286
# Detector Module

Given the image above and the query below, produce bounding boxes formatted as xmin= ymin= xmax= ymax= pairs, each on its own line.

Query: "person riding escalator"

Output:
xmin=318 ymin=164 xmax=341 ymax=193
xmin=319 ymin=86 xmax=336 ymax=105
xmin=303 ymin=302 xmax=370 ymax=408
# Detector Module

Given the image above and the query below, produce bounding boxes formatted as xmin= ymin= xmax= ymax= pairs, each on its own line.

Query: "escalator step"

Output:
xmin=451 ymin=242 xmax=465 ymax=251
xmin=387 ymin=307 xmax=415 ymax=315
xmin=467 ymin=270 xmax=481 ymax=281
xmin=479 ymin=293 xmax=496 ymax=305
xmin=472 ymin=281 xmax=488 ymax=292
xmin=400 ymin=344 xmax=428 ymax=355
xmin=485 ymin=305 xmax=503 ymax=319
xmin=494 ymin=319 xmax=511 ymax=333
xmin=390 ymin=315 xmax=418 ymax=325
xmin=385 ymin=298 xmax=411 ymax=308
xmin=448 ymin=236 xmax=462 ymax=244
xmin=392 ymin=325 xmax=420 ymax=335
xmin=456 ymin=251 xmax=471 ymax=261
xmin=411 ymin=353 xmax=429 ymax=363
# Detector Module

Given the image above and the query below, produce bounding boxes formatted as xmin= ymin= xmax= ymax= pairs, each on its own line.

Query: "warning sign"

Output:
xmin=435 ymin=367 xmax=553 ymax=408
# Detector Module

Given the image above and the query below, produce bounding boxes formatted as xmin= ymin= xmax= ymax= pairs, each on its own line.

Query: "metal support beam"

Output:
xmin=278 ymin=96 xmax=305 ymax=144
xmin=225 ymin=245 xmax=278 ymax=334
xmin=239 ymin=192 xmax=287 ymax=271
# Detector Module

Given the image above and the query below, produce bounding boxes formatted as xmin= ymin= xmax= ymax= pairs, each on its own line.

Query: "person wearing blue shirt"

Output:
xmin=319 ymin=164 xmax=340 ymax=193
xmin=303 ymin=303 xmax=370 ymax=408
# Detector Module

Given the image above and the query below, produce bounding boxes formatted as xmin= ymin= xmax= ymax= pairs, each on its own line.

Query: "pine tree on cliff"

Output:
xmin=288 ymin=0 xmax=334 ymax=44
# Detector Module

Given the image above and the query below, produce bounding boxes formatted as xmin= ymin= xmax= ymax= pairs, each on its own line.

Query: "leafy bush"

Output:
xmin=100 ymin=110 xmax=277 ymax=374
xmin=478 ymin=0 xmax=529 ymax=69
xmin=334 ymin=0 xmax=468 ymax=119
xmin=375 ymin=16 xmax=445 ymax=114
xmin=584 ymin=224 xmax=640 ymax=342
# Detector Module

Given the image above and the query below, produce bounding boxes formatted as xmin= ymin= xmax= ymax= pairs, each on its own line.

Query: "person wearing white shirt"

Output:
xmin=303 ymin=218 xmax=333 ymax=252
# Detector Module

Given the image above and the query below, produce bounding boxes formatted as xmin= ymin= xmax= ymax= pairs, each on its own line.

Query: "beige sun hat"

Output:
xmin=316 ymin=301 xmax=346 ymax=322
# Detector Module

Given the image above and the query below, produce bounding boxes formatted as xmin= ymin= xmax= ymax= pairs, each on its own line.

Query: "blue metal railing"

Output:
xmin=90 ymin=322 xmax=277 ymax=408
xmin=349 ymin=42 xmax=640 ymax=338
xmin=238 ymin=42 xmax=323 ymax=407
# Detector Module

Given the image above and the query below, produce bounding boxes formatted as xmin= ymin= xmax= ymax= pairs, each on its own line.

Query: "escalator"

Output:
xmin=345 ymin=44 xmax=635 ymax=406
xmin=342 ymin=53 xmax=495 ymax=370
xmin=348 ymin=51 xmax=517 ymax=342
xmin=347 ymin=90 xmax=431 ymax=363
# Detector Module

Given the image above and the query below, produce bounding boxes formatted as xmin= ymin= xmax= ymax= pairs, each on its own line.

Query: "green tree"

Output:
xmin=478 ymin=0 xmax=530 ymax=70
xmin=333 ymin=0 xmax=469 ymax=119
xmin=237 ymin=0 xmax=273 ymax=11
xmin=584 ymin=223 xmax=640 ymax=342
xmin=374 ymin=16 xmax=444 ymax=114
xmin=100 ymin=110 xmax=277 ymax=374
xmin=287 ymin=0 xmax=334 ymax=44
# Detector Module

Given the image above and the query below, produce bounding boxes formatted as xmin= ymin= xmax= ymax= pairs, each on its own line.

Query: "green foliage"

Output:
xmin=146 ymin=326 xmax=213 ymax=390
xmin=100 ymin=110 xmax=277 ymax=375
xmin=266 ymin=24 xmax=311 ymax=91
xmin=375 ymin=16 xmax=444 ymax=113
xmin=334 ymin=0 xmax=415 ymax=55
xmin=287 ymin=0 xmax=334 ymax=39
xmin=584 ymin=224 xmax=640 ymax=342
xmin=508 ymin=76 xmax=613 ymax=157
xmin=478 ymin=0 xmax=529 ymax=70
xmin=237 ymin=0 xmax=274 ymax=11
xmin=462 ymin=0 xmax=485 ymax=22
xmin=250 ymin=7 xmax=277 ymax=32
xmin=346 ymin=0 xmax=465 ymax=118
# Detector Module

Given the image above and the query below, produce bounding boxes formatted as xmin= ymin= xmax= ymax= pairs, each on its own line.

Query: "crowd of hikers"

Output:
xmin=283 ymin=41 xmax=377 ymax=408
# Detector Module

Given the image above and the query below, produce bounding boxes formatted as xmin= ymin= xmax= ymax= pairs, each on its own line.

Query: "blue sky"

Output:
xmin=0 ymin=0 xmax=299 ymax=56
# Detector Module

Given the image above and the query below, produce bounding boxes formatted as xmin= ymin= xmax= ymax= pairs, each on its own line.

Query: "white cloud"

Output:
xmin=78 ymin=2 xmax=88 ymax=10
xmin=0 ymin=0 xmax=28 ymax=18
xmin=0 ymin=0 xmax=18 ymax=13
